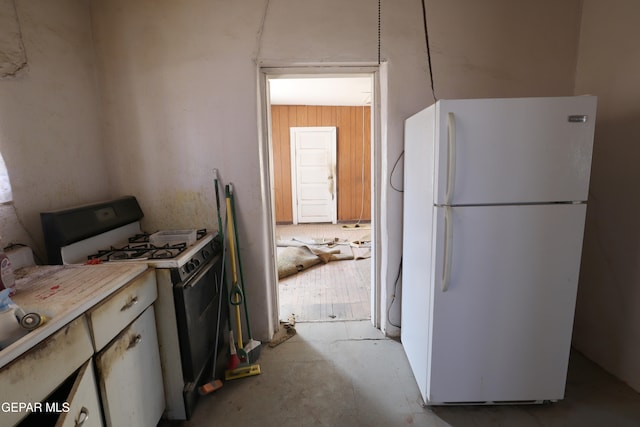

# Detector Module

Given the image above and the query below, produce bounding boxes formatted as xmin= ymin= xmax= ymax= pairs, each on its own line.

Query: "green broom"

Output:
xmin=224 ymin=184 xmax=261 ymax=380
xmin=228 ymin=183 xmax=262 ymax=364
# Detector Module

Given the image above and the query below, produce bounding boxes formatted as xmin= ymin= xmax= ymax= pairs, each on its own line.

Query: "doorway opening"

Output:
xmin=263 ymin=71 xmax=377 ymax=323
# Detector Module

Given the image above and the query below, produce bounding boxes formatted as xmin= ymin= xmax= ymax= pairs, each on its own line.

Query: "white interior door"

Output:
xmin=290 ymin=126 xmax=337 ymax=224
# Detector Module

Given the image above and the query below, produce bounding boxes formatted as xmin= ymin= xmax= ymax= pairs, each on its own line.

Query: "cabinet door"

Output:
xmin=0 ymin=317 xmax=94 ymax=426
xmin=95 ymin=307 xmax=164 ymax=427
xmin=55 ymin=360 xmax=103 ymax=427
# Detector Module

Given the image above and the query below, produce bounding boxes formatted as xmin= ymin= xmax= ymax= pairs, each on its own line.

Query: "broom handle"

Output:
xmin=229 ymin=184 xmax=253 ymax=340
xmin=210 ymin=200 xmax=227 ymax=381
xmin=214 ymin=169 xmax=224 ymax=239
xmin=225 ymin=186 xmax=239 ymax=285
xmin=226 ymin=185 xmax=243 ymax=349
xmin=216 ymin=173 xmax=237 ymax=350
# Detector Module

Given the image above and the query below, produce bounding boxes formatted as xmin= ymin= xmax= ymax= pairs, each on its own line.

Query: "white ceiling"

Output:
xmin=269 ymin=77 xmax=372 ymax=106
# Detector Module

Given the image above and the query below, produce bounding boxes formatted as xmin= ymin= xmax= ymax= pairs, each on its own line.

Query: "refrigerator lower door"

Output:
xmin=426 ymin=203 xmax=586 ymax=404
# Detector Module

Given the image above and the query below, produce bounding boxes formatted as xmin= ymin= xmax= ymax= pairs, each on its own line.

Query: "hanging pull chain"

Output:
xmin=378 ymin=0 xmax=381 ymax=64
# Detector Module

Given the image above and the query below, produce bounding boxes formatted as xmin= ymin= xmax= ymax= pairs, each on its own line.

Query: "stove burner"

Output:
xmin=128 ymin=233 xmax=150 ymax=244
xmin=106 ymin=244 xmax=150 ymax=260
xmin=151 ymin=248 xmax=177 ymax=259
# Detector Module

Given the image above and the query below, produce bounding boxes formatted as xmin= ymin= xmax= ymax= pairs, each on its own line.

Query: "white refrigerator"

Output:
xmin=401 ymin=96 xmax=597 ymax=405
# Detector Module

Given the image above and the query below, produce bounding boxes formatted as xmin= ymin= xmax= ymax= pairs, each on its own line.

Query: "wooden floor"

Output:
xmin=275 ymin=223 xmax=372 ymax=322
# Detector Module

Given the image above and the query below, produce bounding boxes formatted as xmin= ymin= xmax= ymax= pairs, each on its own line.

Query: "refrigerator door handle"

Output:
xmin=442 ymin=206 xmax=453 ymax=292
xmin=445 ymin=112 xmax=457 ymax=205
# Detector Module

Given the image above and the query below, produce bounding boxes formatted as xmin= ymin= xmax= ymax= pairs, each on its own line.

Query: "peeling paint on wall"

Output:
xmin=141 ymin=190 xmax=216 ymax=233
xmin=0 ymin=0 xmax=27 ymax=78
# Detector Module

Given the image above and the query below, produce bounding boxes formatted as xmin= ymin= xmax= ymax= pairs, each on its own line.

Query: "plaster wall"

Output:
xmin=572 ymin=0 xmax=640 ymax=392
xmin=0 ymin=0 xmax=584 ymax=341
xmin=0 ymin=0 xmax=108 ymax=253
xmin=90 ymin=0 xmax=583 ymax=340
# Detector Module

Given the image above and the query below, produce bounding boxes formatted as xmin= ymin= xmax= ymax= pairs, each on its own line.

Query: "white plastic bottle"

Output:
xmin=0 ymin=288 xmax=25 ymax=349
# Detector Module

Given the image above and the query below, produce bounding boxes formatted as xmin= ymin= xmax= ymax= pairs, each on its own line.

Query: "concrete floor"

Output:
xmin=159 ymin=320 xmax=640 ymax=427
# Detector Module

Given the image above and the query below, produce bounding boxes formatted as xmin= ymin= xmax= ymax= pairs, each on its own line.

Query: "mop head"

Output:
xmin=225 ymin=364 xmax=261 ymax=381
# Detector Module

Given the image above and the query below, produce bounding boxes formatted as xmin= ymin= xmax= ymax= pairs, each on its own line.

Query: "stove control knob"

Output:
xmin=185 ymin=261 xmax=195 ymax=273
xmin=202 ymin=249 xmax=210 ymax=260
xmin=193 ymin=258 xmax=201 ymax=268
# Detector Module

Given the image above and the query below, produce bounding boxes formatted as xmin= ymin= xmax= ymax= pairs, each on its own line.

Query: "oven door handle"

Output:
xmin=180 ymin=256 xmax=217 ymax=290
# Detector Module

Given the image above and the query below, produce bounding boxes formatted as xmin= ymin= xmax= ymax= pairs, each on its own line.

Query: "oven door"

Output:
xmin=173 ymin=253 xmax=228 ymax=383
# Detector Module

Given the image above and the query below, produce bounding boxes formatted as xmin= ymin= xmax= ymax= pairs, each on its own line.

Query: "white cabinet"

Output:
xmin=0 ymin=317 xmax=94 ymax=426
xmin=95 ymin=306 xmax=164 ymax=427
xmin=55 ymin=360 xmax=103 ymax=427
xmin=0 ymin=265 xmax=164 ymax=427
xmin=86 ymin=268 xmax=164 ymax=427
xmin=9 ymin=358 xmax=103 ymax=427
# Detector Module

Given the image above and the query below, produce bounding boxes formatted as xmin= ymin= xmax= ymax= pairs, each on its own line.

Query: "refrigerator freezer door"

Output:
xmin=426 ymin=203 xmax=586 ymax=404
xmin=433 ymin=96 xmax=597 ymax=205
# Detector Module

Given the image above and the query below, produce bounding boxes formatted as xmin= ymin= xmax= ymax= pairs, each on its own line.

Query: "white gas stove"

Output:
xmin=58 ymin=221 xmax=217 ymax=281
xmin=40 ymin=196 xmax=228 ymax=420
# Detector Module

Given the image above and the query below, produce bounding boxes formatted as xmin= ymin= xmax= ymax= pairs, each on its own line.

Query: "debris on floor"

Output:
xmin=276 ymin=238 xmax=354 ymax=278
xmin=269 ymin=315 xmax=297 ymax=348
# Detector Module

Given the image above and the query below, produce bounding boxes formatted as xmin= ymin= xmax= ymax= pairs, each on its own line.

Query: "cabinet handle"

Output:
xmin=127 ymin=334 xmax=142 ymax=350
xmin=75 ymin=407 xmax=89 ymax=426
xmin=120 ymin=296 xmax=139 ymax=311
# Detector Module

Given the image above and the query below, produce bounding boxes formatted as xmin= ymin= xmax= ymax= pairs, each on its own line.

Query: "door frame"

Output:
xmin=258 ymin=66 xmax=382 ymax=329
xmin=290 ymin=126 xmax=338 ymax=225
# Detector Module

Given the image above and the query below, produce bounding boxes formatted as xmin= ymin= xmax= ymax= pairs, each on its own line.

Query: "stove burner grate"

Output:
xmin=150 ymin=248 xmax=178 ymax=259
xmin=86 ymin=229 xmax=209 ymax=263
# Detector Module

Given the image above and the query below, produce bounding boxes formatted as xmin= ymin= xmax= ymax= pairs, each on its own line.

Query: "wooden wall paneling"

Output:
xmin=321 ymin=106 xmax=335 ymax=127
xmin=295 ymin=105 xmax=306 ymax=125
xmin=354 ymin=106 xmax=364 ymax=221
xmin=271 ymin=105 xmax=371 ymax=223
xmin=272 ymin=106 xmax=292 ymax=222
xmin=355 ymin=106 xmax=371 ymax=221
xmin=282 ymin=107 xmax=294 ymax=221
xmin=271 ymin=106 xmax=282 ymax=221
xmin=308 ymin=105 xmax=318 ymax=126
xmin=364 ymin=106 xmax=372 ymax=219
xmin=351 ymin=106 xmax=359 ymax=219
xmin=337 ymin=107 xmax=350 ymax=220
xmin=354 ymin=106 xmax=363 ymax=220
xmin=348 ymin=106 xmax=358 ymax=219
xmin=339 ymin=106 xmax=371 ymax=222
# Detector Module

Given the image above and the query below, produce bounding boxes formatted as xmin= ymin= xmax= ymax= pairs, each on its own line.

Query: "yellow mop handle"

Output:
xmin=226 ymin=193 xmax=243 ymax=349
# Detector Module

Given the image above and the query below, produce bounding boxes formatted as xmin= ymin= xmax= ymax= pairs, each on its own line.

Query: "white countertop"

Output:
xmin=0 ymin=263 xmax=149 ymax=369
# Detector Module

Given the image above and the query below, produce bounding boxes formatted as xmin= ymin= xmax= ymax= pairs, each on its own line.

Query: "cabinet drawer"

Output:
xmin=87 ymin=269 xmax=157 ymax=351
xmin=0 ymin=317 xmax=93 ymax=426
xmin=96 ymin=306 xmax=165 ymax=427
